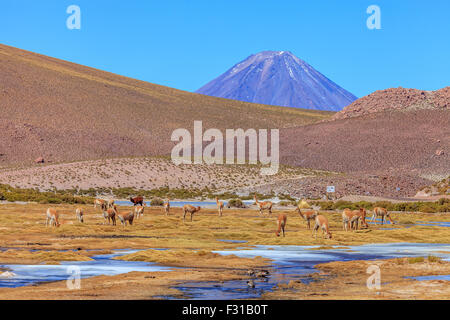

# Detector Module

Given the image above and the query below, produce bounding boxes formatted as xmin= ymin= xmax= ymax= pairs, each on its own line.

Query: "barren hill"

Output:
xmin=281 ymin=107 xmax=449 ymax=178
xmin=332 ymin=87 xmax=449 ymax=120
xmin=0 ymin=44 xmax=332 ymax=166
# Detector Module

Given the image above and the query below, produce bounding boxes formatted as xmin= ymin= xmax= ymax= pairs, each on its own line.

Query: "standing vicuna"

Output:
xmin=296 ymin=207 xmax=318 ymax=229
xmin=94 ymin=199 xmax=106 ymax=209
xmin=182 ymin=204 xmax=201 ymax=222
xmin=353 ymin=208 xmax=369 ymax=229
xmin=276 ymin=214 xmax=287 ymax=237
xmin=107 ymin=199 xmax=115 ymax=209
xmin=342 ymin=208 xmax=360 ymax=231
xmin=75 ymin=208 xmax=84 ymax=223
xmin=45 ymin=208 xmax=60 ymax=227
xmin=313 ymin=215 xmax=332 ymax=239
xmin=130 ymin=196 xmax=144 ymax=206
xmin=134 ymin=205 xmax=145 ymax=219
xmin=116 ymin=207 xmax=135 ymax=226
xmin=102 ymin=205 xmax=116 ymax=225
xmin=215 ymin=197 xmax=224 ymax=217
xmin=371 ymin=207 xmax=395 ymax=225
xmin=163 ymin=198 xmax=170 ymax=216
xmin=254 ymin=195 xmax=273 ymax=215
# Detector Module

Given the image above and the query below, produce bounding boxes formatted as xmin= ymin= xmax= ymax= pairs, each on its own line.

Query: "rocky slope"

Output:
xmin=332 ymin=87 xmax=449 ymax=120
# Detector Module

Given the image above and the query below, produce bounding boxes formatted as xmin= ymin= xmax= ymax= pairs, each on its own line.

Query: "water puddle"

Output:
xmin=0 ymin=249 xmax=173 ymax=288
xmin=408 ymin=275 xmax=450 ymax=281
xmin=172 ymin=243 xmax=450 ymax=299
xmin=217 ymin=239 xmax=248 ymax=244
xmin=114 ymin=200 xmax=255 ymax=209
xmin=1 ymin=243 xmax=449 ymax=299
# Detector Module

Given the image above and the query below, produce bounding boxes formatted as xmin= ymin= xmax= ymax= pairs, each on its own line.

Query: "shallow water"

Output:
xmin=114 ymin=200 xmax=255 ymax=208
xmin=172 ymin=243 xmax=450 ymax=299
xmin=408 ymin=274 xmax=450 ymax=281
xmin=1 ymin=243 xmax=449 ymax=299
xmin=415 ymin=221 xmax=450 ymax=228
xmin=217 ymin=239 xmax=248 ymax=244
xmin=0 ymin=249 xmax=173 ymax=288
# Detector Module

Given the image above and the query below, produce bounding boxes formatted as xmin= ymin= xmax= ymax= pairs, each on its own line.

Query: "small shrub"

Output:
xmin=408 ymin=257 xmax=424 ymax=264
xmin=150 ymin=198 xmax=164 ymax=206
xmin=427 ymin=255 xmax=442 ymax=263
xmin=227 ymin=199 xmax=246 ymax=208
xmin=279 ymin=200 xmax=295 ymax=207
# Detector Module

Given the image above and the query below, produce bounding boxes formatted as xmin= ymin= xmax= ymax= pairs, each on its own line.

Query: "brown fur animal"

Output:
xmin=117 ymin=207 xmax=135 ymax=226
xmin=107 ymin=199 xmax=115 ymax=209
xmin=45 ymin=208 xmax=60 ymax=227
xmin=75 ymin=208 xmax=84 ymax=223
xmin=216 ymin=197 xmax=224 ymax=217
xmin=342 ymin=208 xmax=359 ymax=231
xmin=94 ymin=199 xmax=106 ymax=209
xmin=296 ymin=208 xmax=317 ymax=229
xmin=313 ymin=215 xmax=332 ymax=239
xmin=134 ymin=205 xmax=145 ymax=219
xmin=276 ymin=214 xmax=287 ymax=237
xmin=182 ymin=204 xmax=201 ymax=222
xmin=102 ymin=205 xmax=116 ymax=225
xmin=163 ymin=199 xmax=170 ymax=216
xmin=352 ymin=208 xmax=369 ymax=229
xmin=371 ymin=207 xmax=395 ymax=225
xmin=130 ymin=196 xmax=144 ymax=206
xmin=254 ymin=195 xmax=273 ymax=215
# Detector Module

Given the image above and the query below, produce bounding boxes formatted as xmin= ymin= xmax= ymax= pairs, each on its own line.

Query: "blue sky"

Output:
xmin=1 ymin=0 xmax=449 ymax=97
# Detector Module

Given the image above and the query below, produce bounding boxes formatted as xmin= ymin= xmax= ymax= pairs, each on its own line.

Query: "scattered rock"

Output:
xmin=35 ymin=157 xmax=45 ymax=164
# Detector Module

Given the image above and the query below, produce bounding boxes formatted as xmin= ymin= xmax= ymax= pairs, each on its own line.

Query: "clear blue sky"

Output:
xmin=1 ymin=0 xmax=449 ymax=97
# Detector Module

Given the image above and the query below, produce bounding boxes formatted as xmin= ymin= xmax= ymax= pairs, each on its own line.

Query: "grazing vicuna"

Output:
xmin=296 ymin=208 xmax=317 ymax=229
xmin=254 ymin=195 xmax=273 ymax=215
xmin=216 ymin=197 xmax=224 ymax=217
xmin=371 ymin=207 xmax=395 ymax=225
xmin=102 ymin=205 xmax=116 ymax=225
xmin=45 ymin=208 xmax=60 ymax=227
xmin=116 ymin=207 xmax=135 ymax=226
xmin=130 ymin=196 xmax=144 ymax=206
xmin=353 ymin=208 xmax=369 ymax=229
xmin=313 ymin=215 xmax=332 ymax=239
xmin=342 ymin=208 xmax=360 ymax=231
xmin=163 ymin=198 xmax=170 ymax=216
xmin=182 ymin=204 xmax=201 ymax=222
xmin=75 ymin=208 xmax=84 ymax=223
xmin=276 ymin=214 xmax=287 ymax=237
xmin=94 ymin=199 xmax=106 ymax=209
xmin=134 ymin=205 xmax=145 ymax=219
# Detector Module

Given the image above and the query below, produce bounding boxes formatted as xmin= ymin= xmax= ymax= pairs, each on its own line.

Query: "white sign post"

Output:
xmin=326 ymin=186 xmax=335 ymax=200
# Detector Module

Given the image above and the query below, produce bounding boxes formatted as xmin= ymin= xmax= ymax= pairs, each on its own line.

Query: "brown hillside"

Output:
xmin=0 ymin=44 xmax=332 ymax=166
xmin=332 ymin=87 xmax=449 ymax=120
xmin=280 ymin=108 xmax=450 ymax=177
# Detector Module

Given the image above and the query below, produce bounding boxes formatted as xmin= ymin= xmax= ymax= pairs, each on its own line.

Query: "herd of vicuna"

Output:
xmin=45 ymin=196 xmax=395 ymax=240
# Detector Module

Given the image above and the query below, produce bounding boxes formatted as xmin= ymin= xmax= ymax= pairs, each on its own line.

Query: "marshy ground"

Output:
xmin=0 ymin=203 xmax=449 ymax=299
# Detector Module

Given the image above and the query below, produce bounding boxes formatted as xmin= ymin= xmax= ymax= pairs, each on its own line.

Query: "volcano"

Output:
xmin=196 ymin=51 xmax=357 ymax=111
